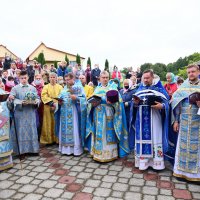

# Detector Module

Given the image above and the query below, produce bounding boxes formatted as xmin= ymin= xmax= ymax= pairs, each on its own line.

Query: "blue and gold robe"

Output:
xmin=0 ymin=89 xmax=13 ymax=171
xmin=172 ymin=79 xmax=200 ymax=181
xmin=58 ymin=83 xmax=87 ymax=155
xmin=86 ymin=83 xmax=129 ymax=162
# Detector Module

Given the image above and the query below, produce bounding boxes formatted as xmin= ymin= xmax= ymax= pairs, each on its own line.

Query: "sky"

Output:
xmin=1 ymin=0 xmax=200 ymax=70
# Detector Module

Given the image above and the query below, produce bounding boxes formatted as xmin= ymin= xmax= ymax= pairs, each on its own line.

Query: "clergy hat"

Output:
xmin=0 ymin=93 xmax=9 ymax=102
xmin=189 ymin=92 xmax=200 ymax=105
xmin=106 ymin=90 xmax=119 ymax=103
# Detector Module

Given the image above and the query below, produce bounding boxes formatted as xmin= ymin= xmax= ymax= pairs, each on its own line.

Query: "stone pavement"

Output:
xmin=0 ymin=145 xmax=200 ymax=200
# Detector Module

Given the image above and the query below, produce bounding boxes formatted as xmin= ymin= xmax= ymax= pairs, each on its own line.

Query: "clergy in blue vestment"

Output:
xmin=58 ymin=73 xmax=87 ymax=156
xmin=120 ymin=79 xmax=138 ymax=151
xmin=9 ymin=71 xmax=40 ymax=157
xmin=86 ymin=71 xmax=129 ymax=162
xmin=172 ymin=64 xmax=200 ymax=182
xmin=130 ymin=70 xmax=170 ymax=170
xmin=0 ymin=89 xmax=13 ymax=171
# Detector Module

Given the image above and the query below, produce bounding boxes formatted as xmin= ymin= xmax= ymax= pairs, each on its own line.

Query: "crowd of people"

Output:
xmin=0 ymin=57 xmax=199 ymax=184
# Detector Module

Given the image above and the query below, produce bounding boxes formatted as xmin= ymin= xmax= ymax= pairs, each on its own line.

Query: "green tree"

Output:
xmin=178 ymin=67 xmax=187 ymax=79
xmin=76 ymin=54 xmax=81 ymax=65
xmin=104 ymin=59 xmax=109 ymax=71
xmin=87 ymin=57 xmax=91 ymax=66
xmin=54 ymin=61 xmax=58 ymax=68
xmin=140 ymin=63 xmax=153 ymax=73
xmin=152 ymin=63 xmax=167 ymax=81
xmin=65 ymin=54 xmax=69 ymax=65
xmin=37 ymin=52 xmax=46 ymax=66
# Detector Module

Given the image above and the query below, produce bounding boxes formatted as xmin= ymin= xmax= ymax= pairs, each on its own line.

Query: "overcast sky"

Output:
xmin=1 ymin=0 xmax=200 ymax=70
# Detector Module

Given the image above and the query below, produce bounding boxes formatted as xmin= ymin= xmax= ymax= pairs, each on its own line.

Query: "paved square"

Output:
xmin=0 ymin=145 xmax=199 ymax=200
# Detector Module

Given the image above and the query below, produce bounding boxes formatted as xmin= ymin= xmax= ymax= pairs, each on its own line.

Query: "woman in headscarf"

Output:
xmin=164 ymin=72 xmax=178 ymax=99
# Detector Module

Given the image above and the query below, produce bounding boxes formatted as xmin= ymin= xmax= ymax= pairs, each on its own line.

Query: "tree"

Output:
xmin=54 ymin=61 xmax=58 ymax=68
xmin=152 ymin=63 xmax=167 ymax=81
xmin=87 ymin=57 xmax=91 ymax=66
xmin=178 ymin=67 xmax=187 ymax=79
xmin=65 ymin=54 xmax=69 ymax=66
xmin=37 ymin=52 xmax=46 ymax=66
xmin=104 ymin=59 xmax=109 ymax=71
xmin=76 ymin=54 xmax=81 ymax=65
xmin=140 ymin=63 xmax=153 ymax=73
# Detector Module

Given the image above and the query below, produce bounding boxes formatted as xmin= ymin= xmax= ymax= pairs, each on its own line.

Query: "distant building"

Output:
xmin=0 ymin=44 xmax=18 ymax=60
xmin=26 ymin=42 xmax=85 ymax=66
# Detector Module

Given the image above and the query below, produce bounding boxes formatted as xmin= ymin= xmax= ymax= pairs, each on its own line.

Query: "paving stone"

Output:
xmin=129 ymin=186 xmax=141 ymax=192
xmin=188 ymin=184 xmax=200 ymax=192
xmin=0 ymin=173 xmax=12 ymax=180
xmin=109 ymin=165 xmax=123 ymax=171
xmin=118 ymin=171 xmax=133 ymax=178
xmin=54 ymin=169 xmax=69 ymax=176
xmin=10 ymin=184 xmax=22 ymax=190
xmin=31 ymin=179 xmax=43 ymax=185
xmin=160 ymin=176 xmax=171 ymax=181
xmin=112 ymin=191 xmax=123 ymax=198
xmin=44 ymin=188 xmax=63 ymax=198
xmin=0 ymin=180 xmax=14 ymax=189
xmin=77 ymin=172 xmax=92 ymax=179
xmin=0 ymin=189 xmax=16 ymax=199
xmin=28 ymin=171 xmax=38 ymax=177
xmin=142 ymin=186 xmax=159 ymax=195
xmin=18 ymin=184 xmax=37 ymax=193
xmin=12 ymin=193 xmax=26 ymax=199
xmin=113 ymin=182 xmax=128 ymax=191
xmin=30 ymin=160 xmax=43 ymax=166
xmin=101 ymin=181 xmax=113 ymax=188
xmin=85 ymin=179 xmax=101 ymax=187
xmin=32 ymin=166 xmax=47 ymax=172
xmin=58 ymin=175 xmax=76 ymax=184
xmin=192 ymin=192 xmax=200 ymax=199
xmin=133 ymin=173 xmax=144 ymax=178
xmin=61 ymin=191 xmax=75 ymax=199
xmin=175 ymin=183 xmax=187 ymax=189
xmin=157 ymin=180 xmax=174 ymax=189
xmin=143 ymin=195 xmax=156 ymax=200
xmin=108 ymin=171 xmax=118 ymax=176
xmin=66 ymin=183 xmax=83 ymax=192
xmin=144 ymin=173 xmax=159 ymax=181
xmin=66 ymin=160 xmax=79 ymax=165
xmin=157 ymin=195 xmax=175 ymax=200
xmin=124 ymin=192 xmax=142 ymax=200
xmin=73 ymin=192 xmax=93 ymax=200
xmin=82 ymin=186 xmax=95 ymax=193
xmin=118 ymin=177 xmax=128 ymax=183
xmin=94 ymin=168 xmax=108 ymax=175
xmin=85 ymin=168 xmax=95 ymax=173
xmin=35 ymin=187 xmax=47 ymax=194
xmin=36 ymin=172 xmax=52 ymax=180
xmin=15 ymin=169 xmax=30 ymax=176
xmin=145 ymin=180 xmax=157 ymax=186
xmin=107 ymin=198 xmax=123 ymax=200
xmin=40 ymin=180 xmax=57 ymax=188
xmin=49 ymin=175 xmax=60 ymax=180
xmin=92 ymin=197 xmax=105 ymax=200
xmin=55 ymin=183 xmax=67 ymax=189
xmin=22 ymin=194 xmax=42 ymax=200
xmin=16 ymin=176 xmax=34 ymax=184
xmin=75 ymin=178 xmax=85 ymax=184
xmin=94 ymin=188 xmax=111 ymax=197
xmin=68 ymin=171 xmax=79 ymax=176
xmin=160 ymin=189 xmax=172 ymax=195
xmin=102 ymin=175 xmax=118 ymax=183
xmin=129 ymin=178 xmax=145 ymax=186
xmin=87 ymin=163 xmax=100 ymax=168
xmin=173 ymin=189 xmax=192 ymax=199
xmin=93 ymin=175 xmax=103 ymax=180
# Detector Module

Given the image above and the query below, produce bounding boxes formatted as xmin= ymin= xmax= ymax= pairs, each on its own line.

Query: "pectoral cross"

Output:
xmin=143 ymin=97 xmax=147 ymax=105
